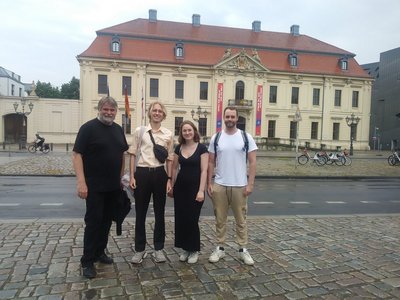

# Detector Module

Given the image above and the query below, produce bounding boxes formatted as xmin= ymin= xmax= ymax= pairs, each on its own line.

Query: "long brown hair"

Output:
xmin=178 ymin=120 xmax=200 ymax=144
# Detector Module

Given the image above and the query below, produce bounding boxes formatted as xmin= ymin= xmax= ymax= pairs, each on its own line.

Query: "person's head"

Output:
xmin=178 ymin=120 xmax=200 ymax=144
xmin=97 ymin=96 xmax=118 ymax=125
xmin=147 ymin=101 xmax=167 ymax=123
xmin=223 ymin=106 xmax=239 ymax=129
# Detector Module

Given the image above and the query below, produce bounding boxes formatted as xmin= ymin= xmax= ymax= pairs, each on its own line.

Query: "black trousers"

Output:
xmin=134 ymin=166 xmax=168 ymax=252
xmin=80 ymin=190 xmax=118 ymax=267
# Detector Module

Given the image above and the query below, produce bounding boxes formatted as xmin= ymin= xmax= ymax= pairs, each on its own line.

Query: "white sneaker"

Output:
xmin=187 ymin=252 xmax=199 ymax=264
xmin=131 ymin=251 xmax=147 ymax=264
xmin=239 ymin=248 xmax=254 ymax=266
xmin=208 ymin=246 xmax=225 ymax=263
xmin=179 ymin=251 xmax=189 ymax=262
xmin=153 ymin=250 xmax=166 ymax=263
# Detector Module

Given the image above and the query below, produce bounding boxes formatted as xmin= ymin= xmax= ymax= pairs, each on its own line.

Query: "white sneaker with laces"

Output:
xmin=131 ymin=251 xmax=147 ymax=264
xmin=153 ymin=250 xmax=167 ymax=263
xmin=187 ymin=252 xmax=199 ymax=264
xmin=208 ymin=246 xmax=225 ymax=263
xmin=239 ymin=248 xmax=254 ymax=266
xmin=179 ymin=251 xmax=189 ymax=262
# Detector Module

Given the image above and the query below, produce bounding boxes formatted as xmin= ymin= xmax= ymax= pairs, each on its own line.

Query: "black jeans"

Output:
xmin=134 ymin=166 xmax=168 ymax=251
xmin=80 ymin=190 xmax=118 ymax=267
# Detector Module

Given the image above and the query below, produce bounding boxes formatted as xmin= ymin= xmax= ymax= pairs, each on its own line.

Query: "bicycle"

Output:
xmin=28 ymin=142 xmax=50 ymax=154
xmin=319 ymin=151 xmax=346 ymax=166
xmin=297 ymin=148 xmax=326 ymax=166
xmin=387 ymin=150 xmax=400 ymax=166
xmin=337 ymin=149 xmax=352 ymax=166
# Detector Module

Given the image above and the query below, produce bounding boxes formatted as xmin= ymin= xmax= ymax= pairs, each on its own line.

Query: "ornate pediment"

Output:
xmin=215 ymin=48 xmax=269 ymax=74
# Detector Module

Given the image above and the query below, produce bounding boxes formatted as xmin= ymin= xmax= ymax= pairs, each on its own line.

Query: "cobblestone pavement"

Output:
xmin=1 ymin=216 xmax=400 ymax=299
xmin=1 ymin=150 xmax=400 ymax=299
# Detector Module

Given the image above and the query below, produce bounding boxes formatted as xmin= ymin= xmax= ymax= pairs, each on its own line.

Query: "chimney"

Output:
xmin=252 ymin=20 xmax=261 ymax=32
xmin=192 ymin=14 xmax=201 ymax=27
xmin=290 ymin=25 xmax=300 ymax=36
xmin=149 ymin=9 xmax=157 ymax=22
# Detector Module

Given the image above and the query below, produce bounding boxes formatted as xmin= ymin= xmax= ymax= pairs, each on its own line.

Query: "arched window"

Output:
xmin=288 ymin=52 xmax=298 ymax=67
xmin=111 ymin=35 xmax=120 ymax=53
xmin=235 ymin=81 xmax=245 ymax=100
xmin=175 ymin=42 xmax=184 ymax=58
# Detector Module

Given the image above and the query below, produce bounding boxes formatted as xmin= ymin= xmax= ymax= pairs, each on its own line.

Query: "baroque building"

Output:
xmin=77 ymin=10 xmax=371 ymax=150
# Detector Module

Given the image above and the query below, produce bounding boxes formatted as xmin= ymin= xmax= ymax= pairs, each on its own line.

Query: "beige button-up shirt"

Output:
xmin=128 ymin=124 xmax=174 ymax=167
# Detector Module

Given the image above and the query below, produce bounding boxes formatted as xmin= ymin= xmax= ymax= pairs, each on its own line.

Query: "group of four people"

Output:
xmin=72 ymin=97 xmax=257 ymax=279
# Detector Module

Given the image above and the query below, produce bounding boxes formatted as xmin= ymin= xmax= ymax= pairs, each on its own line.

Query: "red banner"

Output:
xmin=256 ymin=85 xmax=263 ymax=136
xmin=216 ymin=83 xmax=223 ymax=132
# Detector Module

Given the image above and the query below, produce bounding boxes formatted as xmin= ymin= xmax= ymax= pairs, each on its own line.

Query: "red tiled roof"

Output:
xmin=78 ymin=18 xmax=370 ymax=78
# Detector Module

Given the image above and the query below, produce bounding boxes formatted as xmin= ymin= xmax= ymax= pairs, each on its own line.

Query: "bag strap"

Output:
xmin=148 ymin=130 xmax=157 ymax=146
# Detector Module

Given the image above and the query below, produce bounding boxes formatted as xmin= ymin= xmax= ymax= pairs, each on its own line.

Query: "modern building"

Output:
xmin=363 ymin=47 xmax=400 ymax=150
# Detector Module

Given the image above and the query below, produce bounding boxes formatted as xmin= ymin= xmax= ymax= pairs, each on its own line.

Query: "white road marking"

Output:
xmin=40 ymin=203 xmax=63 ymax=206
xmin=326 ymin=201 xmax=346 ymax=204
xmin=290 ymin=201 xmax=310 ymax=204
xmin=360 ymin=201 xmax=379 ymax=204
xmin=253 ymin=201 xmax=274 ymax=204
xmin=0 ymin=203 xmax=21 ymax=206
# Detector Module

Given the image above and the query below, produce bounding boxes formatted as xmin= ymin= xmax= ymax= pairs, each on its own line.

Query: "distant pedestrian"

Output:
xmin=72 ymin=96 xmax=129 ymax=279
xmin=207 ymin=106 xmax=258 ymax=265
xmin=169 ymin=120 xmax=208 ymax=264
xmin=128 ymin=101 xmax=174 ymax=263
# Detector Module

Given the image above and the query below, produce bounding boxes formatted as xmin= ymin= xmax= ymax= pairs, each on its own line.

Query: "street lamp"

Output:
xmin=13 ymin=98 xmax=34 ymax=148
xmin=345 ymin=113 xmax=360 ymax=156
xmin=191 ymin=105 xmax=208 ymax=122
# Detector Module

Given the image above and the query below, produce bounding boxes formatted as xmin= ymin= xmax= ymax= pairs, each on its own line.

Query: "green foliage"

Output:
xmin=34 ymin=77 xmax=80 ymax=99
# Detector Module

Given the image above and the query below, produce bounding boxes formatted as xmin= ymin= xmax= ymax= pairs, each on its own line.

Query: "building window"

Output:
xmin=198 ymin=118 xmax=207 ymax=137
xmin=290 ymin=121 xmax=297 ymax=139
xmin=111 ymin=35 xmax=120 ymax=53
xmin=175 ymin=80 xmax=184 ymax=99
xmin=291 ymin=87 xmax=299 ymax=104
xmin=339 ymin=57 xmax=348 ymax=70
xmin=333 ymin=122 xmax=340 ymax=140
xmin=235 ymin=81 xmax=245 ymax=100
xmin=351 ymin=124 xmax=357 ymax=141
xmin=174 ymin=117 xmax=183 ymax=136
xmin=11 ymin=84 xmax=15 ymax=96
xmin=269 ymin=86 xmax=277 ymax=103
xmin=175 ymin=42 xmax=184 ymax=58
xmin=98 ymin=74 xmax=108 ymax=94
xmin=334 ymin=90 xmax=342 ymax=107
xmin=122 ymin=114 xmax=131 ymax=134
xmin=200 ymin=82 xmax=208 ymax=100
xmin=352 ymin=91 xmax=359 ymax=108
xmin=312 ymin=88 xmax=320 ymax=106
xmin=311 ymin=122 xmax=318 ymax=139
xmin=150 ymin=78 xmax=159 ymax=97
xmin=289 ymin=52 xmax=298 ymax=67
xmin=122 ymin=76 xmax=132 ymax=95
xmin=268 ymin=120 xmax=276 ymax=138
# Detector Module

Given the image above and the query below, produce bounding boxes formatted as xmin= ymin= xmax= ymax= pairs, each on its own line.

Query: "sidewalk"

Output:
xmin=1 ymin=150 xmax=400 ymax=299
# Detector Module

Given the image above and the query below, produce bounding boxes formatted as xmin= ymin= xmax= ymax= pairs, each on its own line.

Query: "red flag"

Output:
xmin=124 ymin=85 xmax=131 ymax=119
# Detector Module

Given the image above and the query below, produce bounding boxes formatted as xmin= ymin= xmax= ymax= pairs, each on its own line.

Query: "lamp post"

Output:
xmin=191 ymin=106 xmax=208 ymax=140
xmin=345 ymin=113 xmax=360 ymax=156
xmin=13 ymin=98 xmax=34 ymax=149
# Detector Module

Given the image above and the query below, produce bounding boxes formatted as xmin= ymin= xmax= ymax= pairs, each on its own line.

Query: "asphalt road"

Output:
xmin=1 ymin=176 xmax=399 ymax=219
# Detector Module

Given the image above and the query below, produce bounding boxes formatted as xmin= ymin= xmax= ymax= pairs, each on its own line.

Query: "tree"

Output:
xmin=35 ymin=81 xmax=61 ymax=98
xmin=60 ymin=77 xmax=80 ymax=99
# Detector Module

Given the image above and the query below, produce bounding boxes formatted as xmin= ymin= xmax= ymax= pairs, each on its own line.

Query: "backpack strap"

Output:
xmin=241 ymin=130 xmax=249 ymax=162
xmin=213 ymin=131 xmax=222 ymax=163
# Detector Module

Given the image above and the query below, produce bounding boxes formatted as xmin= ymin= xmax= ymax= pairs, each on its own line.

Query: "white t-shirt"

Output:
xmin=208 ymin=130 xmax=258 ymax=187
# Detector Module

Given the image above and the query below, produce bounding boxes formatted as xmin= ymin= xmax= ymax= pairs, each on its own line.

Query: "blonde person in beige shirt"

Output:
xmin=128 ymin=101 xmax=174 ymax=264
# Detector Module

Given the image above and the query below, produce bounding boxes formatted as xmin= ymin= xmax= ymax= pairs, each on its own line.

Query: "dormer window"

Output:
xmin=288 ymin=52 xmax=298 ymax=67
xmin=339 ymin=56 xmax=348 ymax=70
xmin=175 ymin=42 xmax=184 ymax=59
xmin=111 ymin=36 xmax=120 ymax=53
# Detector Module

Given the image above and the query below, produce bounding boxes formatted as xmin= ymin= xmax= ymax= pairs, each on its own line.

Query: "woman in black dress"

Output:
xmin=169 ymin=120 xmax=208 ymax=263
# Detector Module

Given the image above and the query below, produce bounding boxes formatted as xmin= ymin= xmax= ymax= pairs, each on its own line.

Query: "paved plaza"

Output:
xmin=0 ymin=149 xmax=400 ymax=299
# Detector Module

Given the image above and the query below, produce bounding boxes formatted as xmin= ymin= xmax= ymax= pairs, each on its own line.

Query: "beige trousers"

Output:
xmin=211 ymin=183 xmax=248 ymax=247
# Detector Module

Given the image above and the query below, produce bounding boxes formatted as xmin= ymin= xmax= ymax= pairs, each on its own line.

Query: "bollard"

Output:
xmin=50 ymin=143 xmax=53 ymax=151
xmin=66 ymin=143 xmax=69 ymax=152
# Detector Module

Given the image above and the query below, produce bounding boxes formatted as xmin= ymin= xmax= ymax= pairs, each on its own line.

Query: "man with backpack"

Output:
xmin=207 ymin=106 xmax=258 ymax=265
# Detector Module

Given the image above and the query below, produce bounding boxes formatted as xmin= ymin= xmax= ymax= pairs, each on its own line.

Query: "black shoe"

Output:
xmin=97 ymin=253 xmax=114 ymax=264
xmin=82 ymin=265 xmax=96 ymax=279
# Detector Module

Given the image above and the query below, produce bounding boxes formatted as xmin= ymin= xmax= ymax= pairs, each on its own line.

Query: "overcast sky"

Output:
xmin=1 ymin=0 xmax=399 ymax=87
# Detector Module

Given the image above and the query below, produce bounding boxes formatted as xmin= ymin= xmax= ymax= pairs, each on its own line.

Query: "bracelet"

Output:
xmin=167 ymin=176 xmax=172 ymax=180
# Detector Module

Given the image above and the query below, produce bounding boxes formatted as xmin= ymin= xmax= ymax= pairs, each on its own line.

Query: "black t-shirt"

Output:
xmin=73 ymin=118 xmax=129 ymax=192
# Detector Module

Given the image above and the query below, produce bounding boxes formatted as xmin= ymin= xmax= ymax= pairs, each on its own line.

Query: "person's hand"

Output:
xmin=243 ymin=184 xmax=254 ymax=197
xmin=129 ymin=177 xmax=136 ymax=190
xmin=166 ymin=180 xmax=172 ymax=194
xmin=167 ymin=188 xmax=174 ymax=198
xmin=207 ymin=184 xmax=213 ymax=199
xmin=77 ymin=180 xmax=88 ymax=200
xmin=195 ymin=191 xmax=205 ymax=202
